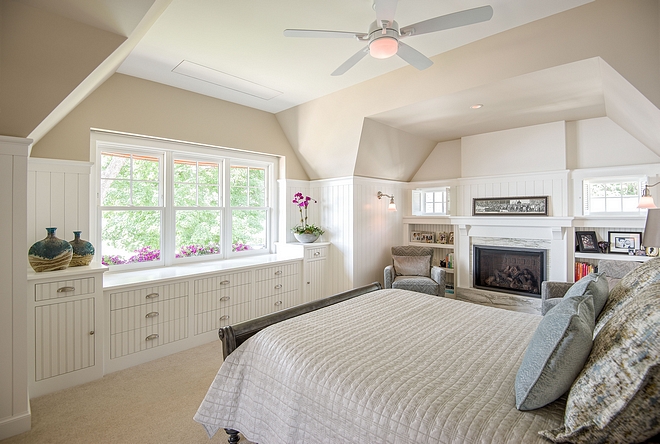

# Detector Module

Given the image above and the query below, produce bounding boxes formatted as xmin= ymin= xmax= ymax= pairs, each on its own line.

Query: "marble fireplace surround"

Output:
xmin=451 ymin=216 xmax=573 ymax=314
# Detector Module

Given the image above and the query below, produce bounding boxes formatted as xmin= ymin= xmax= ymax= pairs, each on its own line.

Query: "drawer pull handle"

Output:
xmin=145 ymin=312 xmax=159 ymax=318
xmin=220 ymin=280 xmax=230 ymax=285
xmin=274 ymin=270 xmax=282 ymax=275
xmin=314 ymin=251 xmax=321 ymax=257
xmin=57 ymin=286 xmax=75 ymax=293
xmin=219 ymin=296 xmax=230 ymax=302
xmin=274 ymin=300 xmax=283 ymax=306
xmin=89 ymin=331 xmax=95 ymax=335
xmin=274 ymin=284 xmax=283 ymax=290
xmin=146 ymin=293 xmax=159 ymax=299
xmin=219 ymin=314 xmax=230 ymax=321
xmin=145 ymin=334 xmax=159 ymax=341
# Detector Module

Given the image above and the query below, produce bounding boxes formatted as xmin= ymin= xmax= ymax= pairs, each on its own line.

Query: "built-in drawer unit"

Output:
xmin=34 ymin=277 xmax=96 ymax=301
xmin=305 ymin=246 xmax=327 ymax=261
xmin=253 ymin=262 xmax=301 ymax=317
xmin=108 ymin=281 xmax=189 ymax=359
xmin=193 ymin=271 xmax=251 ymax=335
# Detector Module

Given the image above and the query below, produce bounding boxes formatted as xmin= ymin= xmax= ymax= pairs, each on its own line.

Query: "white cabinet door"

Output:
xmin=306 ymin=257 xmax=327 ymax=302
xmin=35 ymin=298 xmax=96 ymax=381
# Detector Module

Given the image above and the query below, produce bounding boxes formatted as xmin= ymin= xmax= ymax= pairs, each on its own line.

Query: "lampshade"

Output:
xmin=643 ymin=208 xmax=660 ymax=248
xmin=369 ymin=36 xmax=398 ymax=59
xmin=388 ymin=198 xmax=397 ymax=211
xmin=638 ymin=184 xmax=658 ymax=209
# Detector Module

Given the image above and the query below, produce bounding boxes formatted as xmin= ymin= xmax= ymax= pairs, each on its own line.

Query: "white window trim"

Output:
xmin=90 ymin=130 xmax=278 ymax=270
xmin=412 ymin=187 xmax=450 ymax=216
xmin=582 ymin=176 xmax=646 ymax=216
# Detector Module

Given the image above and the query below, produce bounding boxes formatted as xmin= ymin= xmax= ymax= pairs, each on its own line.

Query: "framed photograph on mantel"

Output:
xmin=576 ymin=231 xmax=599 ymax=253
xmin=472 ymin=196 xmax=548 ymax=216
xmin=608 ymin=231 xmax=643 ymax=254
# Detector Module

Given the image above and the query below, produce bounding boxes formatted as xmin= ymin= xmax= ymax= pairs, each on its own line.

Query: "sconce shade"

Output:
xmin=369 ymin=36 xmax=398 ymax=59
xmin=377 ymin=191 xmax=397 ymax=212
xmin=643 ymin=208 xmax=660 ymax=248
xmin=638 ymin=184 xmax=658 ymax=209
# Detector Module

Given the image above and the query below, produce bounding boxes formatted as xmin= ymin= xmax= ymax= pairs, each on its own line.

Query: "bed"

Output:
xmin=193 ymin=284 xmax=567 ymax=443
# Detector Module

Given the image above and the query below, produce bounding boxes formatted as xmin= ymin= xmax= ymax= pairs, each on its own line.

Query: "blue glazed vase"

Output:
xmin=28 ymin=228 xmax=73 ymax=272
xmin=69 ymin=231 xmax=95 ymax=267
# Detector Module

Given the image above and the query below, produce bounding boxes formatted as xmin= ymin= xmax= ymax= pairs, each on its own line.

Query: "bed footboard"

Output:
xmin=218 ymin=282 xmax=382 ymax=359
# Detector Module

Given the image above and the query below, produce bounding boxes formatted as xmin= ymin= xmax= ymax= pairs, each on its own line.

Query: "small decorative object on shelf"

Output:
xmin=28 ymin=227 xmax=73 ymax=272
xmin=576 ymin=231 xmax=599 ymax=253
xmin=68 ymin=231 xmax=95 ymax=267
xmin=597 ymin=241 xmax=610 ymax=254
xmin=291 ymin=192 xmax=324 ymax=243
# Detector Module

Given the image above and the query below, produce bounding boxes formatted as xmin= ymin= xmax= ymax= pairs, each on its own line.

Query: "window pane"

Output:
xmin=622 ymin=196 xmax=639 ymax=212
xmin=606 ymin=183 xmax=622 ymax=196
xmin=101 ymin=152 xmax=130 ymax=179
xmin=133 ymin=181 xmax=159 ymax=206
xmin=175 ymin=210 xmax=221 ymax=257
xmin=101 ymin=210 xmax=161 ymax=265
xmin=230 ymin=166 xmax=248 ymax=187
xmin=605 ymin=197 xmax=622 ymax=212
xmin=434 ymin=203 xmax=444 ymax=213
xmin=174 ymin=161 xmax=196 ymax=183
xmin=232 ymin=209 xmax=267 ymax=251
xmin=230 ymin=188 xmax=248 ymax=207
xmin=100 ymin=179 xmax=130 ymax=206
xmin=434 ymin=192 xmax=444 ymax=203
xmin=250 ymin=187 xmax=266 ymax=206
xmin=198 ymin=163 xmax=219 ymax=185
xmin=590 ymin=198 xmax=605 ymax=213
xmin=174 ymin=183 xmax=196 ymax=206
xmin=198 ymin=185 xmax=219 ymax=207
xmin=621 ymin=182 xmax=638 ymax=196
xmin=248 ymin=167 xmax=265 ymax=186
xmin=133 ymin=156 xmax=159 ymax=181
xmin=591 ymin=183 xmax=605 ymax=197
xmin=425 ymin=192 xmax=433 ymax=203
xmin=425 ymin=203 xmax=434 ymax=213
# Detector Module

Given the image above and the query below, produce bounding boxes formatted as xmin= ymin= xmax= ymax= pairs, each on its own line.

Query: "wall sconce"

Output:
xmin=377 ymin=191 xmax=397 ymax=211
xmin=637 ymin=181 xmax=660 ymax=209
xmin=643 ymin=208 xmax=660 ymax=256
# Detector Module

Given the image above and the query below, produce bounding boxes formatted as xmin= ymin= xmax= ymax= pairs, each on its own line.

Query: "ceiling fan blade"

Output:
xmin=400 ymin=5 xmax=493 ymax=37
xmin=284 ymin=29 xmax=367 ymax=39
xmin=397 ymin=41 xmax=433 ymax=70
xmin=374 ymin=0 xmax=398 ymax=26
xmin=331 ymin=46 xmax=370 ymax=76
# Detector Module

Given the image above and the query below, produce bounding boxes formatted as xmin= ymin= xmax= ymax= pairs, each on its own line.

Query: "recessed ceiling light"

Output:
xmin=470 ymin=104 xmax=484 ymax=109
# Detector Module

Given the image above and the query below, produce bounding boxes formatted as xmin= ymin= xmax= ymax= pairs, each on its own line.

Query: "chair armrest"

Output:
xmin=540 ymin=281 xmax=573 ymax=315
xmin=384 ymin=265 xmax=395 ymax=288
xmin=431 ymin=266 xmax=447 ymax=297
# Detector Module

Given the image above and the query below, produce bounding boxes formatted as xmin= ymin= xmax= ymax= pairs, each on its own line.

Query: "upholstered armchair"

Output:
xmin=384 ymin=246 xmax=446 ymax=296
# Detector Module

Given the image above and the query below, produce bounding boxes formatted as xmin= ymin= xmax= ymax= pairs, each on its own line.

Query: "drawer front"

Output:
xmin=305 ymin=247 xmax=327 ymax=261
xmin=194 ymin=301 xmax=250 ymax=335
xmin=110 ymin=318 xmax=188 ymax=359
xmin=254 ymin=291 xmax=300 ymax=318
xmin=193 ymin=271 xmax=251 ymax=294
xmin=110 ymin=296 xmax=188 ymax=334
xmin=254 ymin=274 xmax=299 ymax=299
xmin=194 ymin=282 xmax=250 ymax=314
xmin=109 ymin=281 xmax=188 ymax=310
xmin=254 ymin=262 xmax=300 ymax=282
xmin=35 ymin=277 xmax=96 ymax=301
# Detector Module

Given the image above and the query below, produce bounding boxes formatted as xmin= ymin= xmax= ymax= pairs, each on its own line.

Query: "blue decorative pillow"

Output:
xmin=515 ymin=293 xmax=595 ymax=411
xmin=564 ymin=272 xmax=609 ymax=318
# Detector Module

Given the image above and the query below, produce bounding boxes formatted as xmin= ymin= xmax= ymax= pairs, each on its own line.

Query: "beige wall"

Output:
xmin=0 ymin=0 xmax=125 ymax=138
xmin=30 ymin=73 xmax=309 ymax=180
xmin=276 ymin=0 xmax=660 ymax=181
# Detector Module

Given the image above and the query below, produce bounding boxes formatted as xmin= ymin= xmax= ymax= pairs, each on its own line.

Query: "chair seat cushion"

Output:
xmin=392 ymin=276 xmax=438 ymax=295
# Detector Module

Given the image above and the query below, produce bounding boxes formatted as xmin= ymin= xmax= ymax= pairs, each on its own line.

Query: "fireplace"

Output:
xmin=473 ymin=246 xmax=546 ymax=298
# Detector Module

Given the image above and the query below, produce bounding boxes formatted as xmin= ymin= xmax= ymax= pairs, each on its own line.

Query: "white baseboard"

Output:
xmin=0 ymin=408 xmax=31 ymax=440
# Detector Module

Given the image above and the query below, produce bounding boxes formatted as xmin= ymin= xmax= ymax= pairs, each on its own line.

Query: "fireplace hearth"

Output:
xmin=473 ymin=246 xmax=546 ymax=298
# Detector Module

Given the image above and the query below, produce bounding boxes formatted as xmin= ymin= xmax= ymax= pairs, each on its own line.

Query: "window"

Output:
xmin=583 ymin=178 xmax=643 ymax=215
xmin=412 ymin=187 xmax=450 ymax=216
xmin=93 ymin=133 xmax=275 ymax=269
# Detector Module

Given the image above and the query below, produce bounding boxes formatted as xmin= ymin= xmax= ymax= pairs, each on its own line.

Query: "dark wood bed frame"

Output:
xmin=217 ymin=282 xmax=382 ymax=443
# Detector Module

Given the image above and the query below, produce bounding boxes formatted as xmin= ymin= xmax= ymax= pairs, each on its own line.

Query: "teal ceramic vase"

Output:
xmin=69 ymin=231 xmax=95 ymax=267
xmin=28 ymin=228 xmax=73 ymax=272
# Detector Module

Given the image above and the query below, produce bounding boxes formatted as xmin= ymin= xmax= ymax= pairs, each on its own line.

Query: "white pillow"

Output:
xmin=392 ymin=255 xmax=431 ymax=277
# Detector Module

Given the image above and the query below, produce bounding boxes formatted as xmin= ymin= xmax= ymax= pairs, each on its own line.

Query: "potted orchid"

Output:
xmin=291 ymin=192 xmax=325 ymax=243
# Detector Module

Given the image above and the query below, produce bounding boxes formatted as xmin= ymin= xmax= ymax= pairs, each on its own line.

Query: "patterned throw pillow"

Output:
xmin=595 ymin=257 xmax=660 ymax=336
xmin=515 ymin=294 xmax=595 ymax=411
xmin=539 ymin=282 xmax=660 ymax=443
xmin=392 ymin=255 xmax=431 ymax=277
xmin=563 ymin=272 xmax=609 ymax=318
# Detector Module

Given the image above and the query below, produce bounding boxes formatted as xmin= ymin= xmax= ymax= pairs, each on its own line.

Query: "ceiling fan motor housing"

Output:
xmin=368 ymin=20 xmax=400 ymax=58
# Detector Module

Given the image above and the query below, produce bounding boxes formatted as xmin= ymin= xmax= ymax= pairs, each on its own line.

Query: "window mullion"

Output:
xmin=163 ymin=151 xmax=175 ymax=266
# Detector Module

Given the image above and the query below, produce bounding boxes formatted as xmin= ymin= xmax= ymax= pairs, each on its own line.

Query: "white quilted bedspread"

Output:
xmin=194 ymin=289 xmax=565 ymax=443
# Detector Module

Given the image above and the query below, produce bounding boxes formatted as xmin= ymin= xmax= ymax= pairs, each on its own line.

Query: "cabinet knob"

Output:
xmin=219 ymin=296 xmax=230 ymax=302
xmin=220 ymin=280 xmax=230 ymax=285
xmin=219 ymin=314 xmax=230 ymax=321
xmin=314 ymin=251 xmax=321 ymax=257
xmin=274 ymin=300 xmax=282 ymax=306
xmin=57 ymin=286 xmax=75 ymax=293
xmin=145 ymin=334 xmax=159 ymax=341
xmin=274 ymin=270 xmax=283 ymax=275
xmin=89 ymin=331 xmax=95 ymax=335
xmin=274 ymin=284 xmax=283 ymax=290
xmin=146 ymin=293 xmax=159 ymax=299
xmin=145 ymin=311 xmax=159 ymax=318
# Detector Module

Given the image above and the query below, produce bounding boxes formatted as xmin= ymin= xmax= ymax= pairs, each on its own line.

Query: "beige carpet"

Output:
xmin=1 ymin=340 xmax=238 ymax=444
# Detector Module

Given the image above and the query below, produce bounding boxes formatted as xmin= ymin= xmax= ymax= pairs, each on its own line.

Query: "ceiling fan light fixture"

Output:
xmin=369 ymin=36 xmax=398 ymax=59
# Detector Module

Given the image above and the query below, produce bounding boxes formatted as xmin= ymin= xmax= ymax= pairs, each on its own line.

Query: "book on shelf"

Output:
xmin=575 ymin=261 xmax=597 ymax=281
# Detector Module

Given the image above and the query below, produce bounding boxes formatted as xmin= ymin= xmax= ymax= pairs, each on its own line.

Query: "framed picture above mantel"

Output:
xmin=472 ymin=196 xmax=548 ymax=216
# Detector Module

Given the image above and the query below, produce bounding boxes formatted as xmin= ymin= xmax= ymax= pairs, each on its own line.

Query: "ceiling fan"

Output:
xmin=284 ymin=0 xmax=493 ymax=76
